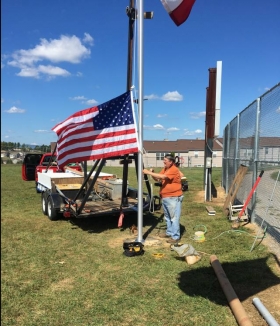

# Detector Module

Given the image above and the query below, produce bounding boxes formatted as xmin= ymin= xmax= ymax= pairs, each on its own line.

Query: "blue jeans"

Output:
xmin=162 ymin=195 xmax=184 ymax=240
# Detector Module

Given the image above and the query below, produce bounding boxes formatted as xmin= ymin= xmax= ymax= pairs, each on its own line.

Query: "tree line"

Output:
xmin=1 ymin=141 xmax=51 ymax=153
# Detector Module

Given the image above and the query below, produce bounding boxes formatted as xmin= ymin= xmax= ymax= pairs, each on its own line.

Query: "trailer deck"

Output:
xmin=37 ymin=168 xmax=152 ymax=220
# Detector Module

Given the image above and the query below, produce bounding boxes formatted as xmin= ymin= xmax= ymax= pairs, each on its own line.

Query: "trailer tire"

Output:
xmin=41 ymin=192 xmax=48 ymax=215
xmin=47 ymin=195 xmax=61 ymax=221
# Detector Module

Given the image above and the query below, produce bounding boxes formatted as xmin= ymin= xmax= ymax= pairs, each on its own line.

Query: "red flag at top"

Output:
xmin=161 ymin=0 xmax=196 ymax=26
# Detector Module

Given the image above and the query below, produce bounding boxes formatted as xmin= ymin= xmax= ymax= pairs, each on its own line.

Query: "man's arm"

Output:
xmin=143 ymin=168 xmax=169 ymax=182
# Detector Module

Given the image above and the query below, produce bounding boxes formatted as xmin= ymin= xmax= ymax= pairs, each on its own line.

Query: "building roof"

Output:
xmin=143 ymin=138 xmax=223 ymax=153
xmin=238 ymin=137 xmax=280 ymax=149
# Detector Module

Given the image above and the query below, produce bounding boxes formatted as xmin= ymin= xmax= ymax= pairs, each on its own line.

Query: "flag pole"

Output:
xmin=137 ymin=0 xmax=144 ymax=242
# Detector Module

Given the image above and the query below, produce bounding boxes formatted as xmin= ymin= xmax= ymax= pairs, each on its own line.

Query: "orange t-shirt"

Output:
xmin=159 ymin=165 xmax=183 ymax=198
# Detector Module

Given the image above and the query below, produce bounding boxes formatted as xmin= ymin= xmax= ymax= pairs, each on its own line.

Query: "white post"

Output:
xmin=137 ymin=0 xmax=144 ymax=242
xmin=214 ymin=61 xmax=222 ymax=137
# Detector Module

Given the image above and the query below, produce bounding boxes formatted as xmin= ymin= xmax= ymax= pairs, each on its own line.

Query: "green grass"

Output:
xmin=1 ymin=165 xmax=279 ymax=326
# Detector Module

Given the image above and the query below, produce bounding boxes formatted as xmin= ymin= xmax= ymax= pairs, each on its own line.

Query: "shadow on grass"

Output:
xmin=67 ymin=212 xmax=188 ymax=242
xmin=67 ymin=211 xmax=163 ymax=235
xmin=177 ymin=255 xmax=280 ymax=306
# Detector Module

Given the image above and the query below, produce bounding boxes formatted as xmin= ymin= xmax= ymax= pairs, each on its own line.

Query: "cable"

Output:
xmin=189 ymin=229 xmax=266 ymax=242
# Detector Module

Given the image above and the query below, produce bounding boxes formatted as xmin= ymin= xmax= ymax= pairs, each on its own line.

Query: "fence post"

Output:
xmin=251 ymin=98 xmax=261 ymax=223
xmin=223 ymin=124 xmax=230 ymax=193
xmin=235 ymin=114 xmax=240 ymax=176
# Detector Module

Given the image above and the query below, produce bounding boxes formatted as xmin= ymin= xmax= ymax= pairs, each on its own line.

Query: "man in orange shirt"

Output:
xmin=143 ymin=154 xmax=184 ymax=243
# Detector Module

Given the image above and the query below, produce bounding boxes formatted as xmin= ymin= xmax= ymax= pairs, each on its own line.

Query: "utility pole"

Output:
xmin=204 ymin=68 xmax=216 ymax=201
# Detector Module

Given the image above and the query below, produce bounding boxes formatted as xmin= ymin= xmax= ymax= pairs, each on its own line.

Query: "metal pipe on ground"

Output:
xmin=210 ymin=255 xmax=253 ymax=326
xmin=252 ymin=297 xmax=279 ymax=326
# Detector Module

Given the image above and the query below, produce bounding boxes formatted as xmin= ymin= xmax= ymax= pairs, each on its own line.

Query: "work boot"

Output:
xmin=166 ymin=238 xmax=179 ymax=244
xmin=158 ymin=234 xmax=171 ymax=238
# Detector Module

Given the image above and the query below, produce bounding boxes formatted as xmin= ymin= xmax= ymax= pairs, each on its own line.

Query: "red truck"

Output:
xmin=22 ymin=152 xmax=82 ymax=191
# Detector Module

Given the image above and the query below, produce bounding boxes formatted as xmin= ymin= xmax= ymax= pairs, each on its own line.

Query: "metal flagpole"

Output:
xmin=137 ymin=0 xmax=144 ymax=242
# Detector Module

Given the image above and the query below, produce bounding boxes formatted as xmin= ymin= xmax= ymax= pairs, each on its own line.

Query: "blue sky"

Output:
xmin=1 ymin=0 xmax=280 ymax=146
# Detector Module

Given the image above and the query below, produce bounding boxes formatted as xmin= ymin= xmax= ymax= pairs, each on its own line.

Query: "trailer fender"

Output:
xmin=49 ymin=193 xmax=63 ymax=210
xmin=47 ymin=193 xmax=64 ymax=221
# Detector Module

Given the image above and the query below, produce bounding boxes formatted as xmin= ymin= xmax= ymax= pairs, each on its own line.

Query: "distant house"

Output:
xmin=238 ymin=137 xmax=280 ymax=162
xmin=1 ymin=150 xmax=24 ymax=163
xmin=102 ymin=138 xmax=223 ymax=168
xmin=1 ymin=151 xmax=8 ymax=158
xmin=142 ymin=138 xmax=223 ymax=168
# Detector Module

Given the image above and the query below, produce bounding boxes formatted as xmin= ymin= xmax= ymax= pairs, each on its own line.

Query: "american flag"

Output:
xmin=52 ymin=91 xmax=139 ymax=168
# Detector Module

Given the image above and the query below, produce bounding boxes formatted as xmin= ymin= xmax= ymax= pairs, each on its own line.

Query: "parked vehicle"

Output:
xmin=22 ymin=152 xmax=82 ymax=191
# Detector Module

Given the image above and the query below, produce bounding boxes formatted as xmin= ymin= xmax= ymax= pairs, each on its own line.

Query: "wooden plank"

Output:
xmin=52 ymin=177 xmax=84 ymax=185
xmin=223 ymin=165 xmax=248 ymax=215
xmin=64 ymin=166 xmax=116 ymax=179
xmin=206 ymin=206 xmax=216 ymax=215
xmin=74 ymin=198 xmax=138 ymax=215
xmin=206 ymin=205 xmax=215 ymax=213
xmin=56 ymin=183 xmax=84 ymax=190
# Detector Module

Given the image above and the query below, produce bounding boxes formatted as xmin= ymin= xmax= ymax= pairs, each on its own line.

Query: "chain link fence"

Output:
xmin=222 ymin=82 xmax=280 ymax=243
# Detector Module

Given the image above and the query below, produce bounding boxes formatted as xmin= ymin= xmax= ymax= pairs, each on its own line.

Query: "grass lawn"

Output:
xmin=1 ymin=164 xmax=279 ymax=326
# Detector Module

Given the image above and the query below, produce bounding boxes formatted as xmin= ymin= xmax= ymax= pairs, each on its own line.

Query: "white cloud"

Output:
xmin=1 ymin=98 xmax=4 ymax=103
xmin=276 ymin=106 xmax=280 ymax=113
xmin=144 ymin=94 xmax=159 ymax=100
xmin=7 ymin=33 xmax=93 ymax=79
xmin=142 ymin=92 xmax=183 ymax=101
xmin=190 ymin=111 xmax=205 ymax=119
xmin=83 ymin=33 xmax=94 ymax=46
xmin=161 ymin=91 xmax=183 ymax=101
xmin=157 ymin=114 xmax=167 ymax=118
xmin=16 ymin=67 xmax=40 ymax=78
xmin=153 ymin=124 xmax=164 ymax=129
xmin=167 ymin=127 xmax=179 ymax=131
xmin=34 ymin=130 xmax=52 ymax=133
xmin=144 ymin=124 xmax=164 ymax=130
xmin=37 ymin=65 xmax=70 ymax=77
xmin=70 ymin=96 xmax=87 ymax=101
xmin=85 ymin=99 xmax=98 ymax=105
xmin=4 ymin=106 xmax=25 ymax=113
xmin=16 ymin=65 xmax=70 ymax=78
xmin=183 ymin=128 xmax=203 ymax=136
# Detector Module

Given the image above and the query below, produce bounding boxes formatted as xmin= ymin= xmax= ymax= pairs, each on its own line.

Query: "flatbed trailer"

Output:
xmin=38 ymin=169 xmax=152 ymax=221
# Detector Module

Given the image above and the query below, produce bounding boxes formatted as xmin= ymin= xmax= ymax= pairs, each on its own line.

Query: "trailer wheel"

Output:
xmin=47 ymin=196 xmax=60 ymax=221
xmin=41 ymin=192 xmax=48 ymax=215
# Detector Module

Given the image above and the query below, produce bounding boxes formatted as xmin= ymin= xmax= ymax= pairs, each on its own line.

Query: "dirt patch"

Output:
xmin=242 ymin=285 xmax=280 ymax=326
xmin=195 ymin=186 xmax=226 ymax=206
